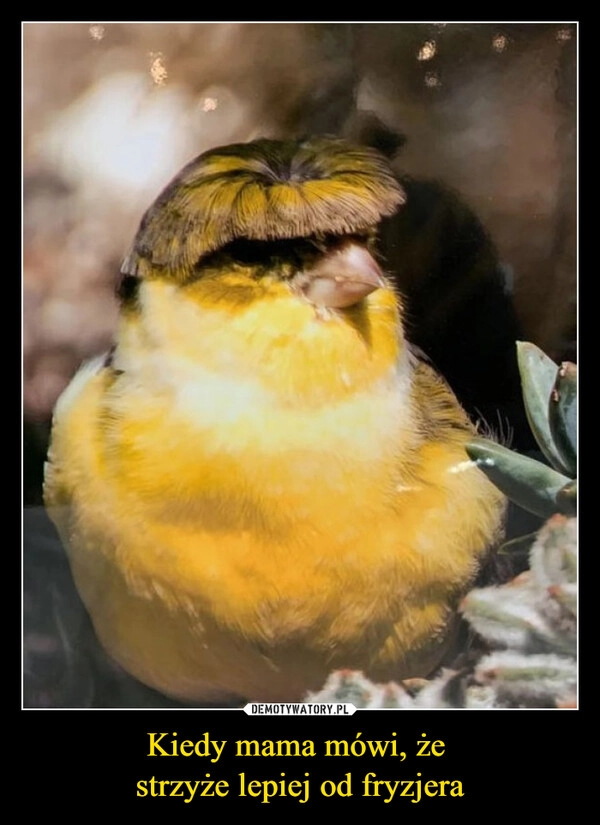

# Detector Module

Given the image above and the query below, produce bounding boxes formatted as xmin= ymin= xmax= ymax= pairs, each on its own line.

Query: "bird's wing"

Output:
xmin=43 ymin=353 xmax=111 ymax=519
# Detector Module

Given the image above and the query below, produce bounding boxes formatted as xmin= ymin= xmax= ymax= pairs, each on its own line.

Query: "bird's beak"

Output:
xmin=297 ymin=241 xmax=387 ymax=309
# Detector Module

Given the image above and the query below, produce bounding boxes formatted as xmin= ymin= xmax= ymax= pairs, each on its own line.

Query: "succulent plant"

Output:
xmin=449 ymin=342 xmax=577 ymax=708
xmin=465 ymin=342 xmax=577 ymax=520
xmin=460 ymin=513 xmax=576 ymax=708
xmin=306 ymin=669 xmax=414 ymax=708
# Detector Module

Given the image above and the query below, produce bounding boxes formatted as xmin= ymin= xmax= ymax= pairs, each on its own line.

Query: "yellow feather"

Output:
xmin=45 ymin=137 xmax=504 ymax=703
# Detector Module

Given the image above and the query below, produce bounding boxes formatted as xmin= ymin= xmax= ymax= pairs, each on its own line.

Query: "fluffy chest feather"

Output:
xmin=46 ymin=278 xmax=501 ymax=700
xmin=107 ymin=278 xmax=414 ymax=521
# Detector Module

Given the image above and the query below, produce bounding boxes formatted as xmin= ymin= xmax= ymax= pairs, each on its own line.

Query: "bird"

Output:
xmin=44 ymin=136 xmax=505 ymax=704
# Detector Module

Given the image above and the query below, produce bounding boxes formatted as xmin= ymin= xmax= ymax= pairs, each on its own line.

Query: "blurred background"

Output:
xmin=23 ymin=22 xmax=577 ymax=707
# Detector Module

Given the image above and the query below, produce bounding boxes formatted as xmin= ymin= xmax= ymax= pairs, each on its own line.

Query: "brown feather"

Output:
xmin=122 ymin=137 xmax=405 ymax=282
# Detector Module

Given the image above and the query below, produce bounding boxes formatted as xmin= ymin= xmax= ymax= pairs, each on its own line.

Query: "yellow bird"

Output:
xmin=44 ymin=137 xmax=505 ymax=704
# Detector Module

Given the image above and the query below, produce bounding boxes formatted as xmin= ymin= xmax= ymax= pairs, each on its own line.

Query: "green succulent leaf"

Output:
xmin=516 ymin=342 xmax=571 ymax=475
xmin=529 ymin=514 xmax=577 ymax=587
xmin=465 ymin=437 xmax=571 ymax=519
xmin=473 ymin=651 xmax=576 ymax=706
xmin=548 ymin=362 xmax=577 ymax=477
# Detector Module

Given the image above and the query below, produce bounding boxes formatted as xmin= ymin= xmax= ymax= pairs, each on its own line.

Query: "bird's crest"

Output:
xmin=122 ymin=137 xmax=405 ymax=282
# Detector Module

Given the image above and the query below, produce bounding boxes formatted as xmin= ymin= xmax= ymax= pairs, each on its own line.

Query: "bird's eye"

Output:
xmin=198 ymin=239 xmax=305 ymax=274
xmin=116 ymin=274 xmax=140 ymax=304
xmin=226 ymin=240 xmax=275 ymax=266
